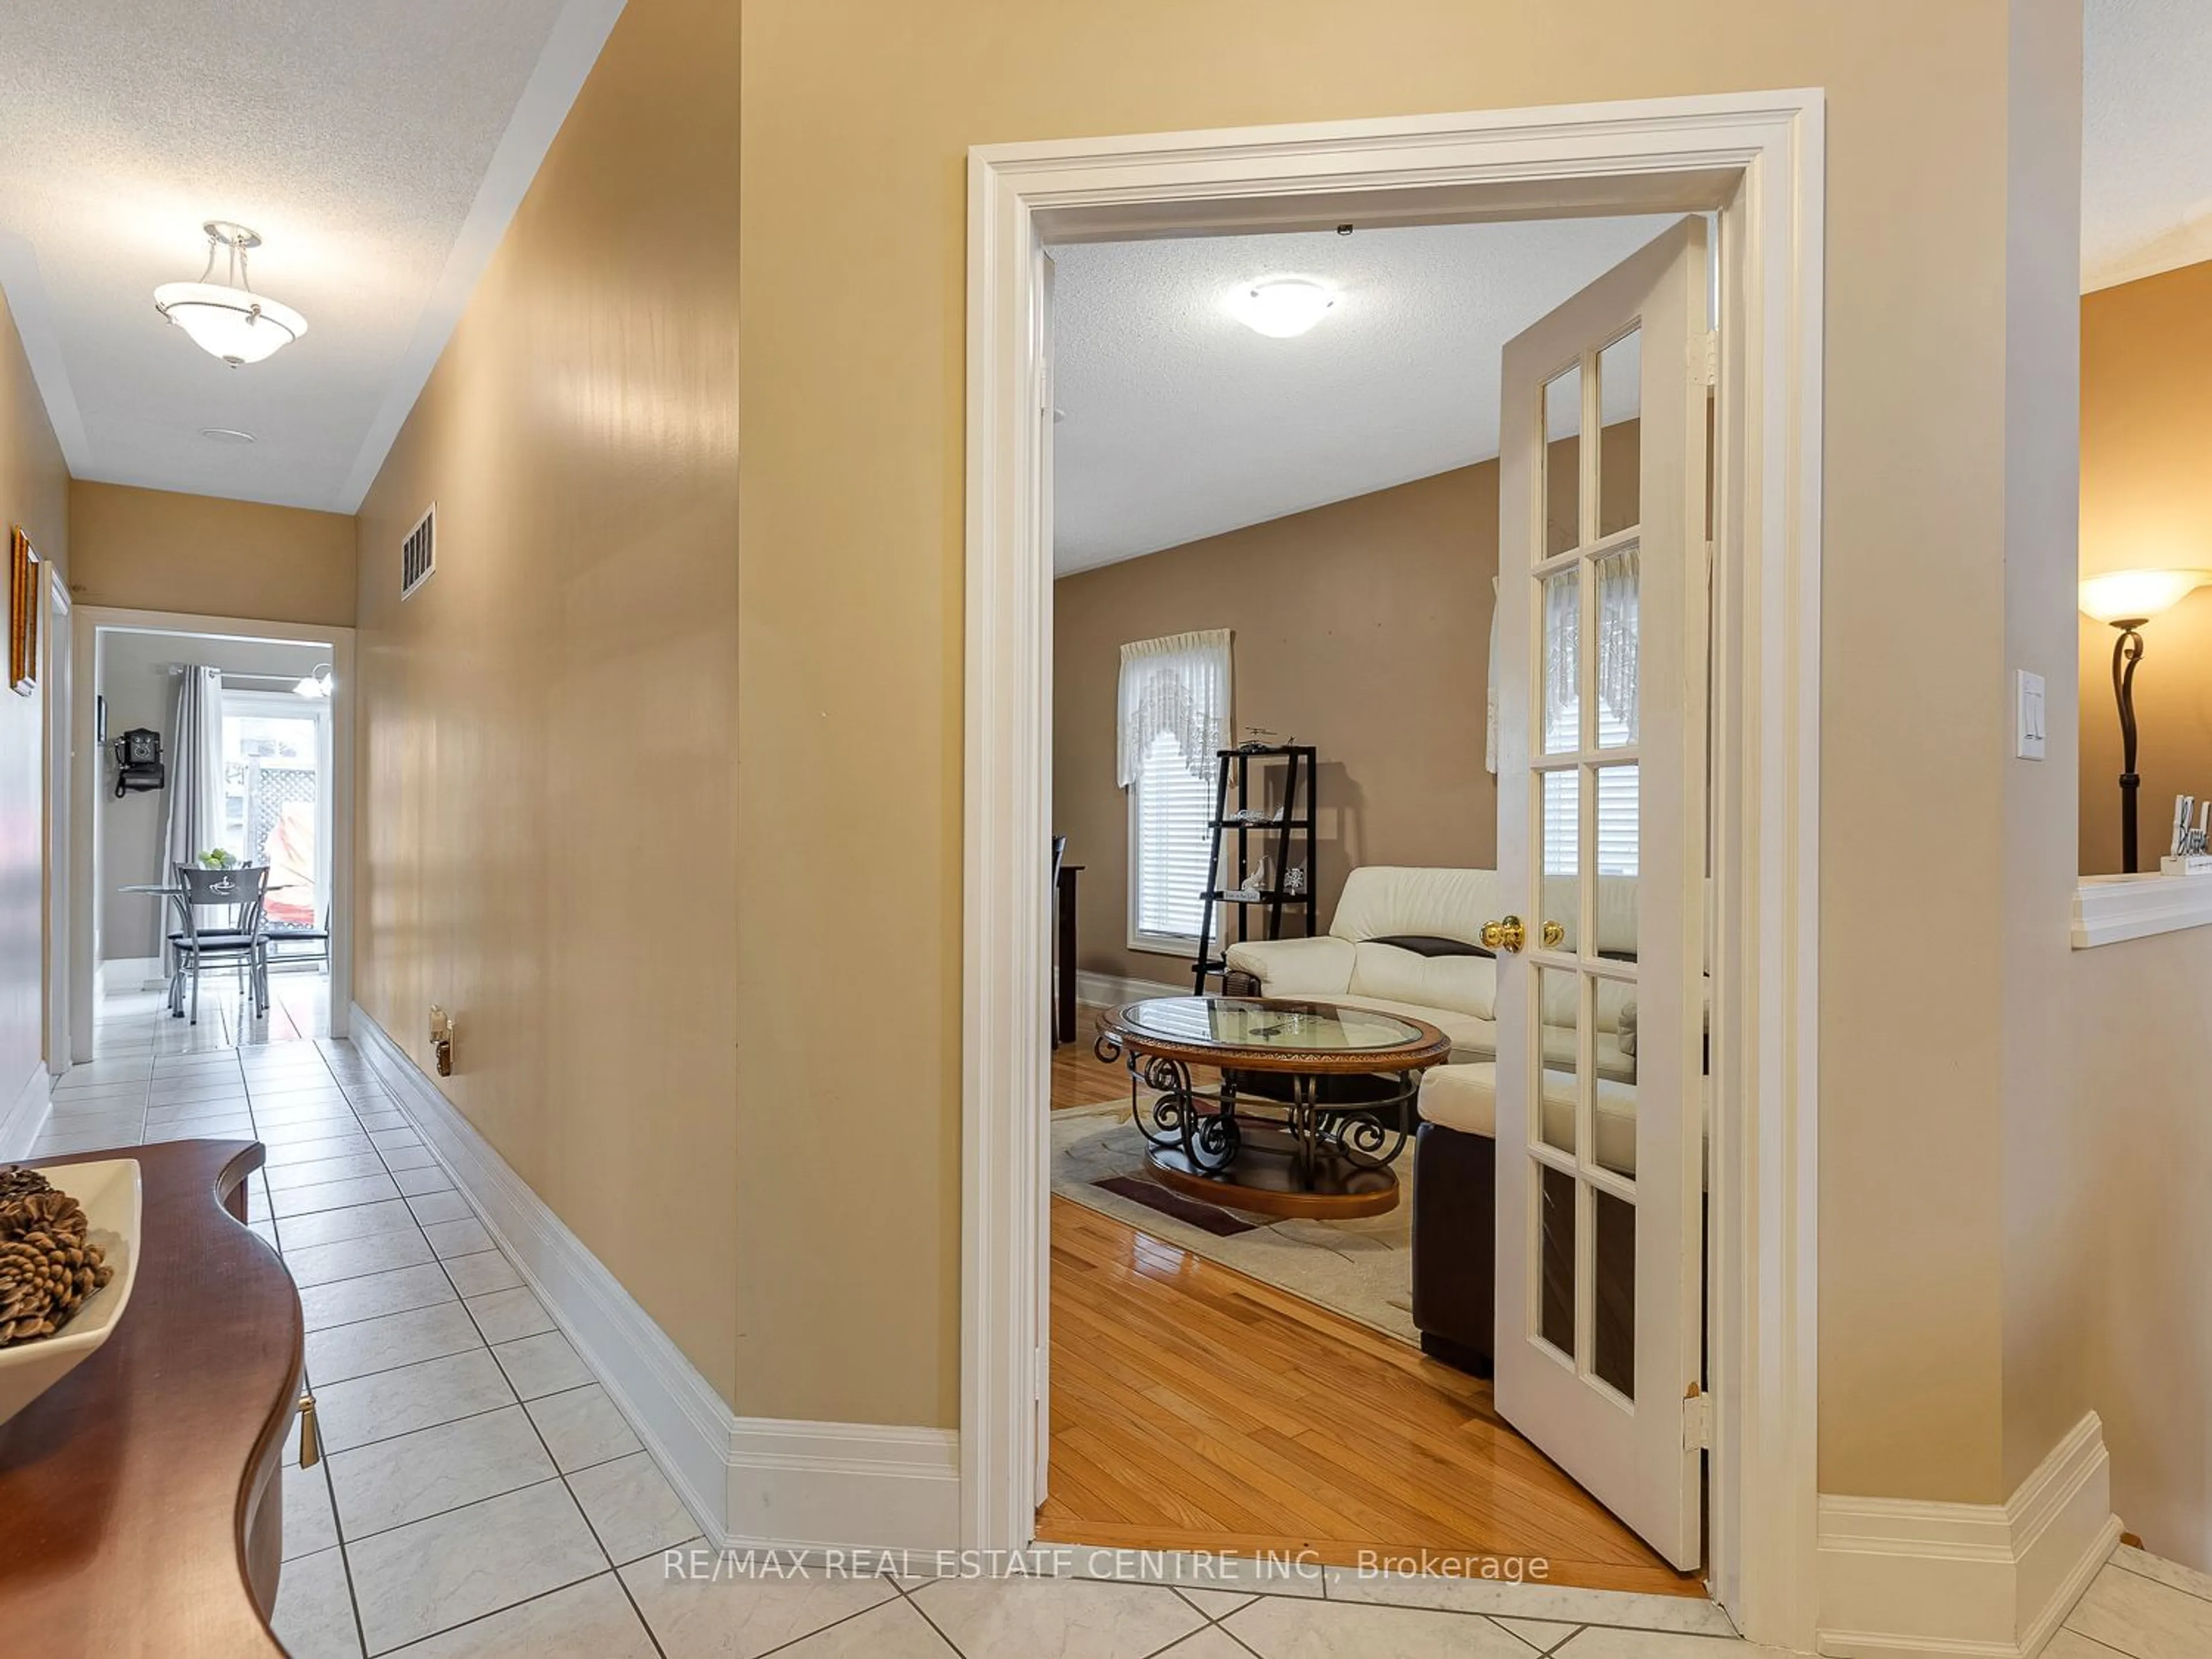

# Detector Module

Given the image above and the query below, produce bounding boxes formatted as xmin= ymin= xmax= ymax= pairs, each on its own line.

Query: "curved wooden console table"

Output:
xmin=0 ymin=1138 xmax=302 ymax=1656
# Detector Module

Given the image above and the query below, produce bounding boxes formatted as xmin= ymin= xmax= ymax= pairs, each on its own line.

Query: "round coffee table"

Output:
xmin=1095 ymin=997 xmax=1452 ymax=1219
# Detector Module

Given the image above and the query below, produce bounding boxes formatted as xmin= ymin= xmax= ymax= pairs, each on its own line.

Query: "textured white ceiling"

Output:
xmin=1051 ymin=217 xmax=1677 ymax=573
xmin=2084 ymin=0 xmax=2212 ymax=290
xmin=0 ymin=0 xmax=624 ymax=511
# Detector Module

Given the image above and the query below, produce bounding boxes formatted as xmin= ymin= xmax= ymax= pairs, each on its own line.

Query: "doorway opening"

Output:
xmin=1039 ymin=210 xmax=1709 ymax=1597
xmin=67 ymin=609 xmax=356 ymax=1063
xmin=963 ymin=96 xmax=1824 ymax=1650
xmin=216 ymin=685 xmax=334 ymax=946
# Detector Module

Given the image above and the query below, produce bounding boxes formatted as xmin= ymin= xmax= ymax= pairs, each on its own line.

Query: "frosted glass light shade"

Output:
xmin=153 ymin=281 xmax=308 ymax=366
xmin=1229 ymin=278 xmax=1338 ymax=338
xmin=2079 ymin=568 xmax=2212 ymax=626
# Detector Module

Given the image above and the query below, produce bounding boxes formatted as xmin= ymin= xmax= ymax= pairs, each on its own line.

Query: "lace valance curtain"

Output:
xmin=1117 ymin=629 xmax=1232 ymax=788
xmin=1539 ymin=550 xmax=1640 ymax=744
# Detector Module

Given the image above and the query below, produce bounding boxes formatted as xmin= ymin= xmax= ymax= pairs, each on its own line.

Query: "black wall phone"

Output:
xmin=114 ymin=728 xmax=165 ymax=797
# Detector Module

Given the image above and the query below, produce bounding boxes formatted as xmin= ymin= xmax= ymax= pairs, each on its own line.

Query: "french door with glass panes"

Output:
xmin=1491 ymin=215 xmax=1711 ymax=1569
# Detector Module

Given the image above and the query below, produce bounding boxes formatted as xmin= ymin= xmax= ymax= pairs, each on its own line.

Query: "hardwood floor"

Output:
xmin=1043 ymin=1009 xmax=1702 ymax=1599
xmin=1051 ymin=1005 xmax=1132 ymax=1108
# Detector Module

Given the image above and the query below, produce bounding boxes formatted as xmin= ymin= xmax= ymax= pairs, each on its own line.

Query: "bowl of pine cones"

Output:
xmin=0 ymin=1160 xmax=139 ymax=1427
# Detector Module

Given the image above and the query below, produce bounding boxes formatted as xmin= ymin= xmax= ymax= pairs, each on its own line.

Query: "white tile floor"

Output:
xmin=32 ymin=976 xmax=2208 ymax=1658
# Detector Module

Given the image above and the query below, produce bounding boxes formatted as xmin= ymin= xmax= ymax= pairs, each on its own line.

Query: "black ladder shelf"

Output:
xmin=1191 ymin=744 xmax=1319 ymax=993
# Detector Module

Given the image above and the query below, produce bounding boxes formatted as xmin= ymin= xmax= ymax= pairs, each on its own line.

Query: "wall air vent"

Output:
xmin=400 ymin=505 xmax=436 ymax=600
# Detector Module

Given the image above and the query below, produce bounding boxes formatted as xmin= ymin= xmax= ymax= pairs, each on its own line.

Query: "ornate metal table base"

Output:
xmin=1097 ymin=1035 xmax=1420 ymax=1220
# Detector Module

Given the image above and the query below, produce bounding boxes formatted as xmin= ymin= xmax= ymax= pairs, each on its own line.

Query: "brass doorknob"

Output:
xmin=1479 ymin=916 xmax=1527 ymax=953
xmin=1541 ymin=919 xmax=1566 ymax=949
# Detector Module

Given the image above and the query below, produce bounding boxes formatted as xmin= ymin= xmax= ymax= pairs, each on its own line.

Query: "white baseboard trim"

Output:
xmin=349 ymin=1005 xmax=735 ymax=1544
xmin=100 ymin=956 xmax=165 ymax=994
xmin=1 ymin=1064 xmax=51 ymax=1161
xmin=724 ymin=1417 xmax=960 ymax=1556
xmin=347 ymin=1003 xmax=960 ymax=1556
xmin=1817 ymin=1412 xmax=2119 ymax=1657
xmin=1074 ymin=969 xmax=1188 ymax=1007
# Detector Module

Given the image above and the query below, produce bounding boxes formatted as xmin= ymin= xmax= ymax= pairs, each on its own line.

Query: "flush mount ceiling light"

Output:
xmin=153 ymin=222 xmax=308 ymax=367
xmin=1227 ymin=276 xmax=1339 ymax=338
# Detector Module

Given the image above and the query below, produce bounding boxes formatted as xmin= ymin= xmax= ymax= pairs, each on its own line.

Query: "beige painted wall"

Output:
xmin=1999 ymin=0 xmax=2091 ymax=1498
xmin=352 ymin=0 xmax=741 ymax=1402
xmin=2071 ymin=940 xmax=2212 ymax=1567
xmin=70 ymin=480 xmax=355 ymax=627
xmin=1055 ymin=464 xmax=1499 ymax=986
xmin=2077 ymin=260 xmax=2212 ymax=875
xmin=738 ymin=0 xmax=2087 ymax=1502
xmin=0 ymin=286 xmax=68 ymax=1093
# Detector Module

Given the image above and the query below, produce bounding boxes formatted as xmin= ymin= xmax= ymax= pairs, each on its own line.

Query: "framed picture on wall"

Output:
xmin=8 ymin=525 xmax=38 ymax=696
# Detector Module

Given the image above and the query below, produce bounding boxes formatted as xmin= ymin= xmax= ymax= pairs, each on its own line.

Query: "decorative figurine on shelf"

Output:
xmin=1226 ymin=857 xmax=1271 ymax=900
xmin=1282 ymin=863 xmax=1308 ymax=897
xmin=2162 ymin=795 xmax=2212 ymax=875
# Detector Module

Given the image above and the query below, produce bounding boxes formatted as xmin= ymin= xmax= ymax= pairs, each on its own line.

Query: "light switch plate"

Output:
xmin=2016 ymin=669 xmax=2047 ymax=760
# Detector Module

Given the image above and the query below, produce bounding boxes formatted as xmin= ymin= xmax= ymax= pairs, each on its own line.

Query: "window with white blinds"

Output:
xmin=1541 ymin=732 xmax=1640 ymax=876
xmin=1129 ymin=729 xmax=1215 ymax=950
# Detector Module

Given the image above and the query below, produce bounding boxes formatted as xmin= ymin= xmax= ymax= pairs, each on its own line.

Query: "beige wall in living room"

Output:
xmin=69 ymin=480 xmax=356 ymax=628
xmin=740 ymin=0 xmax=2090 ymax=1512
xmin=353 ymin=0 xmax=741 ymax=1402
xmin=1054 ymin=464 xmax=1499 ymax=988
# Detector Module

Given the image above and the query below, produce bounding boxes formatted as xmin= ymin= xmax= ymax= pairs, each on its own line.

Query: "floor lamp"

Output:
xmin=2080 ymin=567 xmax=2212 ymax=873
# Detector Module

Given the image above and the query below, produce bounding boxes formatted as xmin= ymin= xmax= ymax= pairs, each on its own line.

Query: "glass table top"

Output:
xmin=1113 ymin=997 xmax=1431 ymax=1054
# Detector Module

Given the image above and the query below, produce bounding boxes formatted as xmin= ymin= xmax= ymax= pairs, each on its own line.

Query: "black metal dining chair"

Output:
xmin=166 ymin=863 xmax=271 ymax=1025
xmin=262 ymin=904 xmax=332 ymax=972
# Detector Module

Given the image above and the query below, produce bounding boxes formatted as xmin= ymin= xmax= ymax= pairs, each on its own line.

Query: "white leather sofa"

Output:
xmin=1224 ymin=865 xmax=1639 ymax=1081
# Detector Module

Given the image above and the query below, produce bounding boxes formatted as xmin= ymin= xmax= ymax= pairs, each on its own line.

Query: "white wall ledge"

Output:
xmin=2072 ymin=873 xmax=2212 ymax=948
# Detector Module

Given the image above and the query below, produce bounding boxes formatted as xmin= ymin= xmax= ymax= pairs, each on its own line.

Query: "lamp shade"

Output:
xmin=153 ymin=281 xmax=308 ymax=366
xmin=2078 ymin=567 xmax=2212 ymax=626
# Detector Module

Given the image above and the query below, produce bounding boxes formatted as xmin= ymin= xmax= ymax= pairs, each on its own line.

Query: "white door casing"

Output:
xmin=1494 ymin=215 xmax=1710 ymax=1569
xmin=69 ymin=608 xmax=359 ymax=1059
xmin=45 ymin=568 xmax=72 ymax=1076
xmin=963 ymin=95 xmax=1823 ymax=1648
xmin=1035 ymin=248 xmax=1056 ymax=1509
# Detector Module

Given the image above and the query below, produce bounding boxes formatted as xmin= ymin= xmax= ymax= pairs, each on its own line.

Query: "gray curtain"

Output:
xmin=161 ymin=666 xmax=225 ymax=880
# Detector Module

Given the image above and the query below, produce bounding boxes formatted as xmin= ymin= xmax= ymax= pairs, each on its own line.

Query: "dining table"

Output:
xmin=115 ymin=880 xmax=305 ymax=999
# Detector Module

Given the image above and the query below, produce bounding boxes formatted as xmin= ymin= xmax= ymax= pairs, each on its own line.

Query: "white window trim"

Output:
xmin=2071 ymin=873 xmax=2212 ymax=948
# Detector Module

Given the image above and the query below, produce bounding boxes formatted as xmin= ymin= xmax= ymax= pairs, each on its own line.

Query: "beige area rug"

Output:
xmin=1051 ymin=1100 xmax=1418 ymax=1346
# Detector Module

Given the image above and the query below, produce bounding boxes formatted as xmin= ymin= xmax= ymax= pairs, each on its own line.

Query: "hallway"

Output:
xmin=29 ymin=992 xmax=695 ymax=1656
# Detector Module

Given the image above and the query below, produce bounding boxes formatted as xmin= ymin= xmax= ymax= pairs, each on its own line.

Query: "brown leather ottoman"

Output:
xmin=1412 ymin=1118 xmax=1495 ymax=1375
